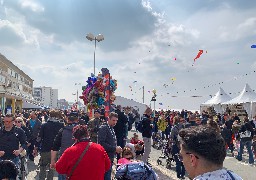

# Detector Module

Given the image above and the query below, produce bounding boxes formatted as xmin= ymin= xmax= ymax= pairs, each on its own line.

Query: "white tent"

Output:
xmin=222 ymin=84 xmax=256 ymax=119
xmin=222 ymin=84 xmax=256 ymax=104
xmin=200 ymin=87 xmax=231 ymax=113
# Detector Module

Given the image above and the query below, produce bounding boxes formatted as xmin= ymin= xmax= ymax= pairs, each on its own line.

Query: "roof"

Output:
xmin=222 ymin=84 xmax=256 ymax=104
xmin=202 ymin=87 xmax=231 ymax=105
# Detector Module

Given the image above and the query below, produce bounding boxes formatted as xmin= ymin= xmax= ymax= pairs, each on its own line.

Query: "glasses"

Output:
xmin=15 ymin=121 xmax=22 ymax=123
xmin=179 ymin=152 xmax=199 ymax=161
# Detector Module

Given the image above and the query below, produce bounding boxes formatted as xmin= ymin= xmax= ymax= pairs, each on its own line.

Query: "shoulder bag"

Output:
xmin=66 ymin=142 xmax=92 ymax=179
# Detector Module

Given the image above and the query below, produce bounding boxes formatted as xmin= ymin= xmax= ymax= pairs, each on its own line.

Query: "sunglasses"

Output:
xmin=15 ymin=121 xmax=22 ymax=123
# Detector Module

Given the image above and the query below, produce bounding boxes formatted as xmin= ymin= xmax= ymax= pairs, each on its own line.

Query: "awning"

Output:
xmin=22 ymin=100 xmax=43 ymax=109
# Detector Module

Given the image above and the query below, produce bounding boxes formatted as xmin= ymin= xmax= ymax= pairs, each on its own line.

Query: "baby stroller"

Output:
xmin=157 ymin=139 xmax=175 ymax=169
xmin=152 ymin=131 xmax=164 ymax=150
xmin=115 ymin=162 xmax=158 ymax=180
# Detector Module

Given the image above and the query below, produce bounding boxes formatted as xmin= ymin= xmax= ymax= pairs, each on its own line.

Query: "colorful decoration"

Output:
xmin=79 ymin=69 xmax=117 ymax=110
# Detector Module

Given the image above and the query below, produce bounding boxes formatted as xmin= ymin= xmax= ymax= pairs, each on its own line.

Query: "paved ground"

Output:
xmin=27 ymin=128 xmax=256 ymax=180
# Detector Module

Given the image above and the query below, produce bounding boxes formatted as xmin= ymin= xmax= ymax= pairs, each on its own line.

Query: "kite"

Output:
xmin=171 ymin=77 xmax=176 ymax=81
xmin=163 ymin=84 xmax=168 ymax=88
xmin=194 ymin=50 xmax=203 ymax=61
xmin=251 ymin=45 xmax=256 ymax=48
xmin=174 ymin=57 xmax=176 ymax=60
xmin=159 ymin=103 xmax=163 ymax=105
xmin=133 ymin=81 xmax=137 ymax=83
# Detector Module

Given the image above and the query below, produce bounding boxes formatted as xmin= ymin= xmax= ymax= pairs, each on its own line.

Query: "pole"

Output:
xmin=153 ymin=101 xmax=155 ymax=118
xmin=94 ymin=38 xmax=96 ymax=75
xmin=142 ymin=86 xmax=144 ymax=103
xmin=76 ymin=89 xmax=78 ymax=103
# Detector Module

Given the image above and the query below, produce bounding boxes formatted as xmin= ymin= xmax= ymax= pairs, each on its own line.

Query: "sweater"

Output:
xmin=56 ymin=141 xmax=111 ymax=180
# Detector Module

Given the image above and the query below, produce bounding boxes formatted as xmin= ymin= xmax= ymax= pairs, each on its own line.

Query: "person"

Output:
xmin=170 ymin=116 xmax=185 ymax=179
xmin=179 ymin=125 xmax=242 ymax=180
xmin=157 ymin=112 xmax=168 ymax=140
xmin=98 ymin=112 xmax=122 ymax=180
xmin=35 ymin=110 xmax=64 ymax=180
xmin=236 ymin=117 xmax=254 ymax=164
xmin=141 ymin=107 xmax=154 ymax=164
xmin=87 ymin=109 xmax=102 ymax=143
xmin=56 ymin=125 xmax=110 ymax=180
xmin=26 ymin=111 xmax=42 ymax=161
xmin=252 ymin=135 xmax=256 ymax=159
xmin=117 ymin=147 xmax=136 ymax=165
xmin=113 ymin=105 xmax=128 ymax=160
xmin=14 ymin=117 xmax=31 ymax=144
xmin=0 ymin=114 xmax=27 ymax=179
xmin=0 ymin=160 xmax=19 ymax=180
xmin=51 ymin=111 xmax=79 ymax=180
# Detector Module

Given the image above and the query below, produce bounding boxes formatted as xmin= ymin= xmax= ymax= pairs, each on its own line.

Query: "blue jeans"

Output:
xmin=237 ymin=140 xmax=254 ymax=164
xmin=104 ymin=162 xmax=112 ymax=180
xmin=58 ymin=174 xmax=66 ymax=180
xmin=174 ymin=154 xmax=185 ymax=178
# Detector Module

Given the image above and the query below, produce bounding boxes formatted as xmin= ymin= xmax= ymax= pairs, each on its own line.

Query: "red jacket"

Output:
xmin=56 ymin=141 xmax=111 ymax=180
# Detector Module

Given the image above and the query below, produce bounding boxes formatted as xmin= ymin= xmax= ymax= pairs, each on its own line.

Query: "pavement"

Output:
xmin=27 ymin=128 xmax=256 ymax=180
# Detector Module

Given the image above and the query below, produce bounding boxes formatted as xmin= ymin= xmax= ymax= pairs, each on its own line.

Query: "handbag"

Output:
xmin=66 ymin=142 xmax=92 ymax=179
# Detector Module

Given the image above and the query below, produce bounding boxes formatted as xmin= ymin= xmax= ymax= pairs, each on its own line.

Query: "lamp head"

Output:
xmin=96 ymin=34 xmax=104 ymax=42
xmin=86 ymin=33 xmax=94 ymax=41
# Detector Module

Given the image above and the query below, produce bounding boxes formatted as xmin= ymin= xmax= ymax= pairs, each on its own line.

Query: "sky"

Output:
xmin=0 ymin=0 xmax=256 ymax=110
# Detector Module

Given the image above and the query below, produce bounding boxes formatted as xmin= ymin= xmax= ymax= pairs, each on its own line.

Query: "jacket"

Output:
xmin=56 ymin=141 xmax=111 ymax=180
xmin=0 ymin=126 xmax=27 ymax=160
xmin=142 ymin=114 xmax=153 ymax=138
xmin=36 ymin=118 xmax=64 ymax=152
xmin=52 ymin=123 xmax=77 ymax=155
xmin=26 ymin=119 xmax=41 ymax=141
xmin=98 ymin=124 xmax=117 ymax=161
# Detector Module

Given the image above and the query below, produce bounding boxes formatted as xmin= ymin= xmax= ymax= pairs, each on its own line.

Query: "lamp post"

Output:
xmin=74 ymin=83 xmax=81 ymax=105
xmin=86 ymin=33 xmax=104 ymax=75
xmin=151 ymin=89 xmax=157 ymax=118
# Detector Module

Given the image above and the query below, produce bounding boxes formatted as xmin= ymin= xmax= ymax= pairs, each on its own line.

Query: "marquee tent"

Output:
xmin=200 ymin=87 xmax=231 ymax=113
xmin=222 ymin=84 xmax=256 ymax=119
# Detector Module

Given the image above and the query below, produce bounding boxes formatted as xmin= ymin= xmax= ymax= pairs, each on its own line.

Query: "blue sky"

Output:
xmin=0 ymin=0 xmax=256 ymax=110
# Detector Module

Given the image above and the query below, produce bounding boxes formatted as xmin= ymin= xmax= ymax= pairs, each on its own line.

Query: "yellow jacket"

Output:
xmin=157 ymin=118 xmax=168 ymax=131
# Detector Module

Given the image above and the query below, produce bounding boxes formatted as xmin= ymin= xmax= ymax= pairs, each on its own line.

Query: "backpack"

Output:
xmin=60 ymin=126 xmax=75 ymax=155
xmin=137 ymin=120 xmax=143 ymax=133
xmin=115 ymin=162 xmax=158 ymax=180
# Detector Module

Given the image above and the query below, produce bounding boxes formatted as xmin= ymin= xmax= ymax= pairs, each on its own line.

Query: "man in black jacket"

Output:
xmin=141 ymin=107 xmax=153 ymax=163
xmin=98 ymin=112 xmax=122 ymax=180
xmin=236 ymin=117 xmax=254 ymax=164
xmin=0 ymin=114 xmax=27 ymax=170
xmin=113 ymin=105 xmax=128 ymax=151
xmin=35 ymin=110 xmax=64 ymax=180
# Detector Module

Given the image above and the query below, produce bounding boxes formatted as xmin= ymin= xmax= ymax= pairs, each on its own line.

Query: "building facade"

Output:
xmin=33 ymin=86 xmax=58 ymax=108
xmin=0 ymin=53 xmax=34 ymax=114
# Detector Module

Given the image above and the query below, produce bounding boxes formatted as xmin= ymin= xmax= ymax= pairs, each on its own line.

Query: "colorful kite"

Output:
xmin=194 ymin=50 xmax=203 ymax=61
xmin=251 ymin=45 xmax=256 ymax=48
xmin=174 ymin=57 xmax=176 ymax=60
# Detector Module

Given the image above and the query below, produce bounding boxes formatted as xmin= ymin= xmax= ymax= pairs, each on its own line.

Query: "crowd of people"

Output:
xmin=0 ymin=105 xmax=253 ymax=179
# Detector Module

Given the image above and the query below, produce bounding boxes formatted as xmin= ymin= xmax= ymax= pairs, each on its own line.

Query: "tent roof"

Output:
xmin=22 ymin=100 xmax=43 ymax=109
xmin=222 ymin=84 xmax=256 ymax=104
xmin=202 ymin=87 xmax=231 ymax=105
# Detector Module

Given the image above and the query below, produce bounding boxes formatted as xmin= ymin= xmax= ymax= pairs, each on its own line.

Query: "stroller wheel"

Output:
xmin=166 ymin=162 xmax=172 ymax=169
xmin=157 ymin=159 xmax=162 ymax=165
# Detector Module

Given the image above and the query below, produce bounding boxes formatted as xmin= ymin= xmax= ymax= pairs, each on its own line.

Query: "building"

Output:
xmin=33 ymin=86 xmax=58 ymax=108
xmin=58 ymin=99 xmax=69 ymax=109
xmin=0 ymin=53 xmax=34 ymax=114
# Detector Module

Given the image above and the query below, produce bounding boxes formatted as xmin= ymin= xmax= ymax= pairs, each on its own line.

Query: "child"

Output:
xmin=117 ymin=147 xmax=136 ymax=165
xmin=130 ymin=133 xmax=144 ymax=160
xmin=253 ymin=135 xmax=256 ymax=159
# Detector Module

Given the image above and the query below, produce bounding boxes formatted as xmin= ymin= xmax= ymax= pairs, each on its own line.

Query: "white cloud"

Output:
xmin=19 ymin=0 xmax=44 ymax=12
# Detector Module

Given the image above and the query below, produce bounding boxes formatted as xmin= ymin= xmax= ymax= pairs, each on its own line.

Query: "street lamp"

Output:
xmin=151 ymin=89 xmax=157 ymax=118
xmin=74 ymin=83 xmax=81 ymax=105
xmin=86 ymin=33 xmax=104 ymax=75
